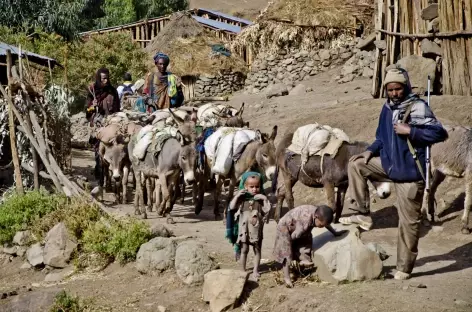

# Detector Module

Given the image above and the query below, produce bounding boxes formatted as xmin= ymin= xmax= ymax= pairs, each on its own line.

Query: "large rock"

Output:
xmin=420 ymin=39 xmax=442 ymax=57
xmin=265 ymin=83 xmax=289 ymax=99
xmin=3 ymin=246 xmax=18 ymax=256
xmin=319 ymin=49 xmax=331 ymax=61
xmin=2 ymin=289 xmax=62 ymax=312
xmin=136 ymin=237 xmax=176 ymax=274
xmin=150 ymin=224 xmax=173 ymax=238
xmin=202 ymin=269 xmax=248 ymax=312
xmin=289 ymin=84 xmax=307 ymax=96
xmin=421 ymin=3 xmax=438 ymax=20
xmin=13 ymin=231 xmax=32 ymax=246
xmin=396 ymin=55 xmax=437 ymax=94
xmin=26 ymin=243 xmax=44 ymax=267
xmin=175 ymin=241 xmax=217 ymax=286
xmin=356 ymin=32 xmax=376 ymax=50
xmin=43 ymin=223 xmax=77 ymax=269
xmin=312 ymin=225 xmax=383 ymax=284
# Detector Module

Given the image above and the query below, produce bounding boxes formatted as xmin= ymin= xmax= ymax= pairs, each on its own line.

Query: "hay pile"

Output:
xmin=232 ymin=0 xmax=374 ymax=55
xmin=145 ymin=13 xmax=247 ymax=77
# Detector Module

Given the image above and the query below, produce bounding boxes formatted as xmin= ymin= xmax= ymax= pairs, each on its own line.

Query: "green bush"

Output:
xmin=50 ymin=290 xmax=86 ymax=312
xmin=82 ymin=218 xmax=152 ymax=264
xmin=0 ymin=190 xmax=67 ymax=245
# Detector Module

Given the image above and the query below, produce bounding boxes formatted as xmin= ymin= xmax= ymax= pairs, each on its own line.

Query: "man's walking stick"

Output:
xmin=426 ymin=75 xmax=433 ymax=221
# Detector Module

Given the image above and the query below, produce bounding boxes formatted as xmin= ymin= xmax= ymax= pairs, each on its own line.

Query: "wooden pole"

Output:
xmin=6 ymin=50 xmax=24 ymax=194
xmin=371 ymin=0 xmax=384 ymax=98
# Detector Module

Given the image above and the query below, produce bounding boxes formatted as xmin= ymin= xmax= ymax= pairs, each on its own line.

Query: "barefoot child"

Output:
xmin=228 ymin=171 xmax=271 ymax=280
xmin=273 ymin=204 xmax=344 ymax=288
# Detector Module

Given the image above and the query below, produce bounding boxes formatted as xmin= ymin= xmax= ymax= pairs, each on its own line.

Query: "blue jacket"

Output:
xmin=367 ymin=99 xmax=448 ymax=182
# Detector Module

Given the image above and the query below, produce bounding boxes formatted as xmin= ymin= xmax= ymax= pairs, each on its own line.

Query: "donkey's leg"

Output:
xmin=462 ymin=169 xmax=472 ymax=234
xmin=133 ymin=171 xmax=143 ymax=217
xmin=195 ymin=169 xmax=207 ymax=215
xmin=282 ymin=170 xmax=295 ymax=211
xmin=426 ymin=169 xmax=446 ymax=222
xmin=155 ymin=178 xmax=163 ymax=216
xmin=159 ymin=174 xmax=175 ymax=224
xmin=214 ymin=175 xmax=224 ymax=220
xmin=335 ymin=185 xmax=348 ymax=223
xmin=275 ymin=180 xmax=286 ymax=223
xmin=121 ymin=166 xmax=129 ymax=204
xmin=169 ymin=172 xmax=181 ymax=213
xmin=177 ymin=171 xmax=185 ymax=205
xmin=223 ymin=177 xmax=237 ymax=221
xmin=145 ymin=177 xmax=153 ymax=212
xmin=323 ymin=183 xmax=336 ymax=211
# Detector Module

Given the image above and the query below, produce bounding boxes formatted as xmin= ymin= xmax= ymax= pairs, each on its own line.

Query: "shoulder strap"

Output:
xmin=402 ymin=103 xmax=426 ymax=181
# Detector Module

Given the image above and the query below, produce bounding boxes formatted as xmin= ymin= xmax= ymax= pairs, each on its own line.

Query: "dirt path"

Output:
xmin=2 ymin=71 xmax=472 ymax=311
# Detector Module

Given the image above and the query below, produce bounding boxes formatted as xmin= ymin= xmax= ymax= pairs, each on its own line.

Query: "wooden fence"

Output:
xmin=372 ymin=0 xmax=472 ymax=97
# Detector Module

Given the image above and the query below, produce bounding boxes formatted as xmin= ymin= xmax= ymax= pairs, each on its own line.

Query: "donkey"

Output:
xmin=195 ymin=125 xmax=278 ymax=219
xmin=425 ymin=125 xmax=472 ymax=234
xmin=273 ymin=132 xmax=391 ymax=223
xmin=128 ymin=133 xmax=196 ymax=223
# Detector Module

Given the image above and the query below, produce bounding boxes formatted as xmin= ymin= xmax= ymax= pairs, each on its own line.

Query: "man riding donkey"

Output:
xmin=143 ymin=52 xmax=184 ymax=112
xmin=86 ymin=68 xmax=121 ymax=179
xmin=340 ymin=67 xmax=448 ymax=280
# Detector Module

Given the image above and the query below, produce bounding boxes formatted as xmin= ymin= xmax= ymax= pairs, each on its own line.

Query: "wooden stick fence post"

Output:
xmin=6 ymin=49 xmax=24 ymax=194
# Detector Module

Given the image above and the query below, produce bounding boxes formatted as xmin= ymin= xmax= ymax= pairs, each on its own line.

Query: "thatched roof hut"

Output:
xmin=145 ymin=13 xmax=247 ymax=77
xmin=232 ymin=0 xmax=375 ymax=55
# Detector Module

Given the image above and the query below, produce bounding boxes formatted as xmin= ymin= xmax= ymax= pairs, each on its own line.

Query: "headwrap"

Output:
xmin=384 ymin=67 xmax=412 ymax=94
xmin=153 ymin=52 xmax=170 ymax=65
xmin=238 ymin=171 xmax=266 ymax=200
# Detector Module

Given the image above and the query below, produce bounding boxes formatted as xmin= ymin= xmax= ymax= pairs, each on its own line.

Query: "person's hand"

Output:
xmin=349 ymin=151 xmax=373 ymax=164
xmin=393 ymin=123 xmax=411 ymax=135
xmin=253 ymin=194 xmax=267 ymax=201
xmin=333 ymin=230 xmax=348 ymax=237
xmin=236 ymin=189 xmax=247 ymax=197
xmin=92 ymin=99 xmax=98 ymax=106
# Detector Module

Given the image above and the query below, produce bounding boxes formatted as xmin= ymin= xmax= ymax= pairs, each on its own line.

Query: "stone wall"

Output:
xmin=194 ymin=72 xmax=246 ymax=98
xmin=244 ymin=39 xmax=357 ymax=93
xmin=335 ymin=49 xmax=376 ymax=84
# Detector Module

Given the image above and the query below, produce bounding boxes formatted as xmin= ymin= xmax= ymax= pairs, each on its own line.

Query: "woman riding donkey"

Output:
xmin=144 ymin=52 xmax=184 ymax=112
xmin=86 ymin=68 xmax=121 ymax=179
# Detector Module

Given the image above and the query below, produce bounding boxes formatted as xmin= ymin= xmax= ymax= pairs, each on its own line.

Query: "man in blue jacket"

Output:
xmin=340 ymin=67 xmax=448 ymax=280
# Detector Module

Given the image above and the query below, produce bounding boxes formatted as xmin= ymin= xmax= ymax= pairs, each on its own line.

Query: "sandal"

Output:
xmin=339 ymin=215 xmax=373 ymax=231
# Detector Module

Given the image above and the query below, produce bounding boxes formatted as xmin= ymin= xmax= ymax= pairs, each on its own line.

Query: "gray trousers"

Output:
xmin=347 ymin=157 xmax=425 ymax=274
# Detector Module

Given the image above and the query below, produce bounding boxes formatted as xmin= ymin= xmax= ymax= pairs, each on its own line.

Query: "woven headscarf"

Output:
xmin=153 ymin=52 xmax=170 ymax=65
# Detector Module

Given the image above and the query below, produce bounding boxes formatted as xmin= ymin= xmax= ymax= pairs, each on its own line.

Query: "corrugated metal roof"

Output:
xmin=192 ymin=15 xmax=242 ymax=33
xmin=0 ymin=42 xmax=58 ymax=66
xmin=196 ymin=8 xmax=253 ymax=26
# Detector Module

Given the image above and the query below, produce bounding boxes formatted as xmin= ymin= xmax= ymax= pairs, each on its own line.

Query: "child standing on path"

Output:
xmin=228 ymin=171 xmax=271 ymax=281
xmin=273 ymin=204 xmax=345 ymax=288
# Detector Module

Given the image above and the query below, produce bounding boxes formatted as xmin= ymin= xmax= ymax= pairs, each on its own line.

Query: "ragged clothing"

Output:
xmin=273 ymin=205 xmax=319 ymax=264
xmin=231 ymin=199 xmax=270 ymax=245
xmin=144 ymin=71 xmax=183 ymax=109
xmin=287 ymin=123 xmax=350 ymax=165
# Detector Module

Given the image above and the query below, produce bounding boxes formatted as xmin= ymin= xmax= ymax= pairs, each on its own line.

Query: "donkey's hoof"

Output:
xmin=146 ymin=206 xmax=153 ymax=212
xmin=177 ymin=199 xmax=184 ymax=205
xmin=195 ymin=206 xmax=203 ymax=216
xmin=134 ymin=209 xmax=140 ymax=215
xmin=166 ymin=217 xmax=175 ymax=224
xmin=461 ymin=227 xmax=471 ymax=234
xmin=141 ymin=212 xmax=148 ymax=220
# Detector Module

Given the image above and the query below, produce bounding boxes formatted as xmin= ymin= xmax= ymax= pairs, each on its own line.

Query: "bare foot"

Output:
xmin=284 ymin=278 xmax=293 ymax=288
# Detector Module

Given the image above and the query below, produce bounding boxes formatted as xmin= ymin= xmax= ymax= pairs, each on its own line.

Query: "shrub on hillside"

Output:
xmin=0 ymin=190 xmax=66 ymax=245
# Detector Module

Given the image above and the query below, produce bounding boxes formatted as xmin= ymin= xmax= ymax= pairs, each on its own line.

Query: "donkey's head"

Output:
xmin=213 ymin=103 xmax=248 ymax=128
xmin=255 ymin=125 xmax=278 ymax=181
xmin=102 ymin=134 xmax=130 ymax=181
xmin=179 ymin=142 xmax=197 ymax=185
xmin=169 ymin=108 xmax=197 ymax=143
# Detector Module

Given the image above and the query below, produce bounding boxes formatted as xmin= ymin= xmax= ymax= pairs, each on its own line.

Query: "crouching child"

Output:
xmin=273 ymin=204 xmax=344 ymax=288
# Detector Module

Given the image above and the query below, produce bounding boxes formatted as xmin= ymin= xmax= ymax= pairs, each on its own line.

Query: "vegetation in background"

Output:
xmin=50 ymin=290 xmax=88 ymax=312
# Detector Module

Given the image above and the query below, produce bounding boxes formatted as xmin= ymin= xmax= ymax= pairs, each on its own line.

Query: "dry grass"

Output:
xmin=146 ymin=12 xmax=247 ymax=76
xmin=264 ymin=0 xmax=374 ymax=28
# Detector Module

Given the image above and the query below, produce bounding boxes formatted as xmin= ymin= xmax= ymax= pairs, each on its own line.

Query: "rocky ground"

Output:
xmin=1 ymin=69 xmax=472 ymax=312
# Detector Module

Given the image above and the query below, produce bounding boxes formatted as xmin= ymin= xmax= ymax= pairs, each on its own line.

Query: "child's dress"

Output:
xmin=234 ymin=199 xmax=270 ymax=246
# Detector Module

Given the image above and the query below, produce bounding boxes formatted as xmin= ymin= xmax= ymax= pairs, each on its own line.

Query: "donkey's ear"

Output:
xmin=169 ymin=108 xmax=184 ymax=125
xmin=237 ymin=102 xmax=245 ymax=117
xmin=270 ymin=125 xmax=278 ymax=141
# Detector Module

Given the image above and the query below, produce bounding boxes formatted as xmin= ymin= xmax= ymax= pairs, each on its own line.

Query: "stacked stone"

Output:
xmin=194 ymin=72 xmax=245 ymax=97
xmin=335 ymin=49 xmax=376 ymax=84
xmin=244 ymin=40 xmax=356 ymax=93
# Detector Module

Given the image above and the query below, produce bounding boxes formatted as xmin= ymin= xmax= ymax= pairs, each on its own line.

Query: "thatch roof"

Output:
xmin=232 ymin=0 xmax=374 ymax=55
xmin=145 ymin=13 xmax=247 ymax=77
xmin=264 ymin=0 xmax=374 ymax=29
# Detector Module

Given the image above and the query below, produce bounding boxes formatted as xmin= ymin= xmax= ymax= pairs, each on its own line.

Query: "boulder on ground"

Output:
xmin=396 ymin=55 xmax=437 ymax=95
xmin=2 ymin=289 xmax=62 ymax=312
xmin=175 ymin=241 xmax=218 ymax=286
xmin=312 ymin=224 xmax=383 ymax=284
xmin=356 ymin=32 xmax=376 ymax=50
xmin=289 ymin=84 xmax=307 ymax=96
xmin=202 ymin=269 xmax=249 ymax=312
xmin=26 ymin=243 xmax=44 ymax=267
xmin=150 ymin=224 xmax=173 ymax=238
xmin=265 ymin=83 xmax=289 ymax=99
xmin=136 ymin=237 xmax=176 ymax=274
xmin=3 ymin=246 xmax=18 ymax=256
xmin=13 ymin=231 xmax=32 ymax=246
xmin=43 ymin=223 xmax=78 ymax=269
